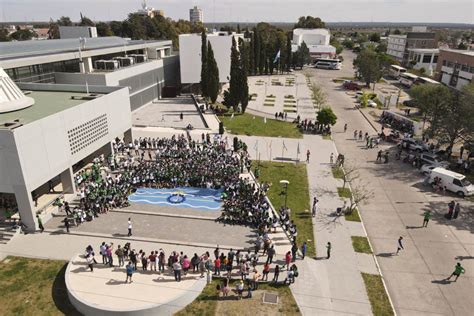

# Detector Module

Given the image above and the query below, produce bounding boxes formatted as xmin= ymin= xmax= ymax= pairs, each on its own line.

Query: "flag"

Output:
xmin=273 ymin=50 xmax=281 ymax=64
xmin=283 ymin=140 xmax=287 ymax=151
xmin=264 ymin=117 xmax=267 ymax=124
xmin=297 ymin=142 xmax=300 ymax=155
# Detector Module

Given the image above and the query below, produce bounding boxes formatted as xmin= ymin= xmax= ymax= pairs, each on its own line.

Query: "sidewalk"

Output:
xmin=239 ymin=134 xmax=377 ymax=315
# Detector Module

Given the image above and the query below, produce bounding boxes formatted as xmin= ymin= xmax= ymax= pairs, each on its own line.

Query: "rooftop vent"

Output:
xmin=0 ymin=68 xmax=35 ymax=114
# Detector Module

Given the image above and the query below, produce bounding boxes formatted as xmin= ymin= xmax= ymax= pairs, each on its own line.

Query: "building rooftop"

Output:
xmin=0 ymin=90 xmax=104 ymax=126
xmin=0 ymin=37 xmax=171 ymax=63
xmin=408 ymin=48 xmax=440 ymax=53
xmin=440 ymin=49 xmax=474 ymax=56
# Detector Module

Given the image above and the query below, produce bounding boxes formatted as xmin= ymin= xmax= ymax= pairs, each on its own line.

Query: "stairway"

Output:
xmin=0 ymin=222 xmax=19 ymax=244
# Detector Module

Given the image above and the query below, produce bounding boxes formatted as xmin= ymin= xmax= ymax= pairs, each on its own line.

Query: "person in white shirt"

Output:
xmin=128 ymin=218 xmax=132 ymax=237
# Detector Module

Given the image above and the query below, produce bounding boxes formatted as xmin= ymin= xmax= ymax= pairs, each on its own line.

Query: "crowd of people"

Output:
xmin=83 ymin=241 xmax=299 ymax=290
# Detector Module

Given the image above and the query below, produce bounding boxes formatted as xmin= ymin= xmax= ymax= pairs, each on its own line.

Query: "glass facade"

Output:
xmin=5 ymin=60 xmax=80 ymax=83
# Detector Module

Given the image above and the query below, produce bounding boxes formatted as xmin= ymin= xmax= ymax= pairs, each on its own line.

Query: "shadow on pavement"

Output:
xmin=376 ymin=252 xmax=395 ymax=258
xmin=431 ymin=278 xmax=453 ymax=285
xmin=52 ymin=263 xmax=82 ymax=315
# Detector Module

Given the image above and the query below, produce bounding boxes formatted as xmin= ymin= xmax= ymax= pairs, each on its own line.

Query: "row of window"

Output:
xmin=442 ymin=60 xmax=474 ymax=73
xmin=68 ymin=114 xmax=109 ymax=155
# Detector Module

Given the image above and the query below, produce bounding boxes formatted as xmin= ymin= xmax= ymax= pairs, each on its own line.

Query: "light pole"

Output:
xmin=280 ymin=180 xmax=289 ymax=208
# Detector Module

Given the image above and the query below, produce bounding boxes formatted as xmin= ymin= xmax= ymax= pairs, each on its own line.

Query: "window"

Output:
xmin=433 ymin=56 xmax=438 ymax=63
xmin=453 ymin=179 xmax=462 ymax=187
xmin=422 ymin=55 xmax=432 ymax=63
xmin=461 ymin=64 xmax=469 ymax=72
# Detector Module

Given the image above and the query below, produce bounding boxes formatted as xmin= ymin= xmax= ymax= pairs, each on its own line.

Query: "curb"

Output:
xmin=357 ymin=108 xmax=379 ymax=133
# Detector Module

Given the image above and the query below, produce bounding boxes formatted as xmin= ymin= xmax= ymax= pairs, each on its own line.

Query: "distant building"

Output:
xmin=190 ymin=6 xmax=203 ymax=24
xmin=179 ymin=32 xmax=243 ymax=84
xmin=436 ymin=49 xmax=474 ymax=91
xmin=33 ymin=28 xmax=50 ymax=40
xmin=136 ymin=0 xmax=164 ymax=18
xmin=291 ymin=28 xmax=336 ymax=59
xmin=387 ymin=27 xmax=438 ymax=66
xmin=59 ymin=26 xmax=97 ymax=39
xmin=407 ymin=48 xmax=439 ymax=75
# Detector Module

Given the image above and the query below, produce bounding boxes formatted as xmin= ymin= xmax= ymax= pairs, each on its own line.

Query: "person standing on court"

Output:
xmin=396 ymin=236 xmax=404 ymax=254
xmin=36 ymin=215 xmax=44 ymax=233
xmin=127 ymin=218 xmax=132 ymax=237
xmin=422 ymin=210 xmax=432 ymax=227
xmin=447 ymin=262 xmax=465 ymax=282
xmin=306 ymin=150 xmax=311 ymax=163
xmin=326 ymin=242 xmax=332 ymax=259
xmin=301 ymin=242 xmax=307 ymax=259
xmin=64 ymin=218 xmax=70 ymax=233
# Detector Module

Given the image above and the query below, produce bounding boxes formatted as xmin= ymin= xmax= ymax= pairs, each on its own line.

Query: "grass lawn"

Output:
xmin=351 ymin=236 xmax=373 ymax=254
xmin=337 ymin=187 xmax=352 ymax=199
xmin=255 ymin=161 xmax=314 ymax=256
xmin=362 ymin=273 xmax=394 ymax=316
xmin=175 ymin=279 xmax=300 ymax=316
xmin=0 ymin=256 xmax=79 ymax=316
xmin=220 ymin=113 xmax=302 ymax=139
xmin=345 ymin=208 xmax=361 ymax=222
xmin=332 ymin=166 xmax=344 ymax=179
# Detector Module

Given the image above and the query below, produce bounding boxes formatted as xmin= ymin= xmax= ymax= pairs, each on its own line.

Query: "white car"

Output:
xmin=367 ymin=100 xmax=377 ymax=107
xmin=420 ymin=164 xmax=436 ymax=175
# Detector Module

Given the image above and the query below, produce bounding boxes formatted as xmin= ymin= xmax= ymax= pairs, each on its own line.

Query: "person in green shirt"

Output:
xmin=36 ymin=215 xmax=44 ymax=233
xmin=447 ymin=262 xmax=465 ymax=282
xmin=423 ymin=210 xmax=432 ymax=227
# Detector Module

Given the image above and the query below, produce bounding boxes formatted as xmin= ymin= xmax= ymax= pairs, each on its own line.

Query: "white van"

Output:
xmin=429 ymin=168 xmax=474 ymax=197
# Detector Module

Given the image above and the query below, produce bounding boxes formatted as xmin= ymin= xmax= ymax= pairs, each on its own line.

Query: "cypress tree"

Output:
xmin=239 ymin=38 xmax=249 ymax=113
xmin=259 ymin=39 xmax=266 ymax=75
xmin=249 ymin=32 xmax=255 ymax=75
xmin=286 ymin=33 xmax=292 ymax=72
xmin=207 ymin=42 xmax=220 ymax=103
xmin=200 ymin=30 xmax=208 ymax=98
xmin=228 ymin=37 xmax=241 ymax=111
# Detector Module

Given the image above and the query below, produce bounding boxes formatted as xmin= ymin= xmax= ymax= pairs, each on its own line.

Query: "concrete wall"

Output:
xmin=59 ymin=26 xmax=97 ymax=39
xmin=179 ymin=34 xmax=237 ymax=84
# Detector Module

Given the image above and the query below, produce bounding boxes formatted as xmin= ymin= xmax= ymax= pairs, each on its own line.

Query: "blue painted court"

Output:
xmin=128 ymin=187 xmax=224 ymax=211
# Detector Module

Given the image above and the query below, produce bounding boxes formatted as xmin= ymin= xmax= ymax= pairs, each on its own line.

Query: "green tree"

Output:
xmin=79 ymin=13 xmax=95 ymax=26
xmin=200 ymin=30 xmax=208 ymax=98
xmin=110 ymin=21 xmax=124 ymax=36
xmin=228 ymin=37 xmax=241 ymax=110
xmin=353 ymin=48 xmax=382 ymax=87
xmin=330 ymin=38 xmax=343 ymax=55
xmin=239 ymin=38 xmax=250 ymax=113
xmin=342 ymin=39 xmax=354 ymax=49
xmin=253 ymin=27 xmax=260 ymax=75
xmin=369 ymin=33 xmax=381 ymax=42
xmin=409 ymin=83 xmax=451 ymax=136
xmin=285 ymin=34 xmax=292 ymax=71
xmin=57 ymin=16 xmax=72 ymax=26
xmin=207 ymin=42 xmax=220 ymax=103
xmin=248 ymin=32 xmax=255 ymax=75
xmin=393 ymin=29 xmax=402 ymax=35
xmin=311 ymin=83 xmax=327 ymax=110
xmin=457 ymin=42 xmax=468 ymax=50
xmin=431 ymin=83 xmax=474 ymax=157
xmin=294 ymin=16 xmax=325 ymax=29
xmin=96 ymin=22 xmax=113 ymax=36
xmin=298 ymin=41 xmax=310 ymax=66
xmin=10 ymin=29 xmax=35 ymax=41
xmin=317 ymin=107 xmax=337 ymax=127
xmin=0 ymin=28 xmax=10 ymax=42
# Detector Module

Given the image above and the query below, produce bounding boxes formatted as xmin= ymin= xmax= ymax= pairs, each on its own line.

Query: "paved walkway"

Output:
xmin=239 ymin=134 xmax=377 ymax=315
xmin=306 ymin=50 xmax=474 ymax=316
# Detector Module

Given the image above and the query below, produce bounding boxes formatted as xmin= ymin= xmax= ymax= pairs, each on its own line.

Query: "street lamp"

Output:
xmin=280 ymin=180 xmax=290 ymax=208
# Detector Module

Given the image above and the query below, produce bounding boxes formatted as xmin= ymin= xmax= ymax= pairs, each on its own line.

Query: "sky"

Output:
xmin=1 ymin=0 xmax=473 ymax=24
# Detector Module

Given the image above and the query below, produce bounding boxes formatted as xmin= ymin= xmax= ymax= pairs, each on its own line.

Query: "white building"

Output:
xmin=59 ymin=26 xmax=97 ymax=39
xmin=189 ymin=6 xmax=203 ymax=24
xmin=179 ymin=32 xmax=243 ymax=84
xmin=0 ymin=36 xmax=182 ymax=230
xmin=387 ymin=35 xmax=407 ymax=62
xmin=291 ymin=28 xmax=336 ymax=59
xmin=407 ymin=48 xmax=439 ymax=75
xmin=136 ymin=0 xmax=164 ymax=18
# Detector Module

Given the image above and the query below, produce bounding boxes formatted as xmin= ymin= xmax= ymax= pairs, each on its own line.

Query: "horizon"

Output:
xmin=1 ymin=0 xmax=473 ymax=24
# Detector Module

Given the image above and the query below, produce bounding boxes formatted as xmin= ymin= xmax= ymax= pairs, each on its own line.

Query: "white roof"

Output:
xmin=408 ymin=48 xmax=439 ymax=54
xmin=432 ymin=167 xmax=465 ymax=179
xmin=293 ymin=28 xmax=330 ymax=36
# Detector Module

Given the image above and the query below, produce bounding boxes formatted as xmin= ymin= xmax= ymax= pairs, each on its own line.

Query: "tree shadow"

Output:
xmin=52 ymin=263 xmax=81 ymax=315
xmin=106 ymin=279 xmax=126 ymax=285
xmin=406 ymin=225 xmax=423 ymax=229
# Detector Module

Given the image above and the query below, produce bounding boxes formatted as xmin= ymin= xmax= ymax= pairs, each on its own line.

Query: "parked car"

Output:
xmin=343 ymin=81 xmax=362 ymax=91
xmin=367 ymin=100 xmax=377 ymax=107
xmin=403 ymin=99 xmax=417 ymax=107
xmin=429 ymin=168 xmax=474 ymax=197
xmin=420 ymin=164 xmax=437 ymax=175
xmin=399 ymin=138 xmax=429 ymax=152
xmin=420 ymin=153 xmax=449 ymax=167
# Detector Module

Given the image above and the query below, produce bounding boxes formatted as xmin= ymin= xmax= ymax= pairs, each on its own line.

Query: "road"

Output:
xmin=307 ymin=50 xmax=474 ymax=315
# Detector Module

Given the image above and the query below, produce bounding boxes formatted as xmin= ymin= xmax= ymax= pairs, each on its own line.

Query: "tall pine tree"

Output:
xmin=286 ymin=33 xmax=292 ymax=72
xmin=200 ymin=30 xmax=208 ymax=98
xmin=239 ymin=38 xmax=249 ymax=113
xmin=228 ymin=37 xmax=241 ymax=111
xmin=207 ymin=42 xmax=220 ymax=103
xmin=253 ymin=27 xmax=260 ymax=75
